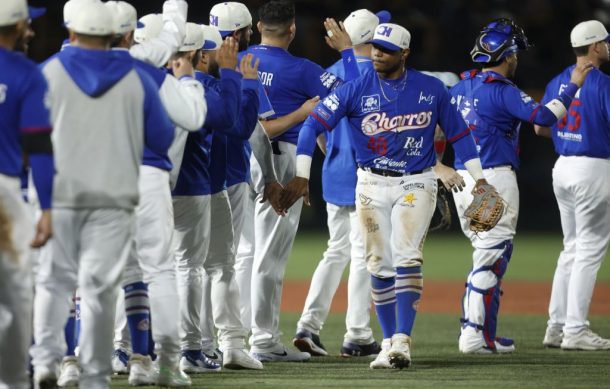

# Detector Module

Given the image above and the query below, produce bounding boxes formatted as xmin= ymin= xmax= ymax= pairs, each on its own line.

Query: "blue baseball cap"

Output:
xmin=28 ymin=6 xmax=46 ymax=20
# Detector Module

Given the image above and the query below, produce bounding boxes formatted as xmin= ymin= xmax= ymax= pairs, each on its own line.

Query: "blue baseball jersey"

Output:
xmin=173 ymin=69 xmax=258 ymax=196
xmin=450 ymin=70 xmax=569 ymax=170
xmin=322 ymin=56 xmax=373 ymax=206
xmin=241 ymin=45 xmax=346 ymax=144
xmin=541 ymin=66 xmax=610 ymax=158
xmin=0 ymin=48 xmax=51 ymax=177
xmin=297 ymin=69 xmax=476 ymax=173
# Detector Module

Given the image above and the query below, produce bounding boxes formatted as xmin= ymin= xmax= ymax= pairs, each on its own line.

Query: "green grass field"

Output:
xmin=109 ymin=313 xmax=610 ymax=388
xmin=286 ymin=232 xmax=610 ymax=282
xmin=108 ymin=233 xmax=610 ymax=388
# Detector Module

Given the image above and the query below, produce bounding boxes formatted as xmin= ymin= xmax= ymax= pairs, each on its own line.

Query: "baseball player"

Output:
xmin=105 ymin=3 xmax=208 ymax=386
xmin=235 ymin=0 xmax=360 ymax=362
xmin=536 ymin=20 xmax=610 ymax=350
xmin=30 ymin=2 xmax=175 ymax=387
xmin=0 ymin=2 xmax=53 ymax=388
xmin=171 ymin=25 xmax=268 ymax=371
xmin=449 ymin=18 xmax=592 ymax=354
xmin=292 ymin=8 xmax=391 ymax=358
xmin=281 ymin=22 xmax=499 ymax=369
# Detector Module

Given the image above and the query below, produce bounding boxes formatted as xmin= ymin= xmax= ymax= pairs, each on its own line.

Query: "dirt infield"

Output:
xmin=281 ymin=280 xmax=610 ymax=315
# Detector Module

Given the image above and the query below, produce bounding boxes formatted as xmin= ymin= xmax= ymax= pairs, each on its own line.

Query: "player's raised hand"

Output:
xmin=239 ymin=54 xmax=260 ymax=80
xmin=324 ymin=18 xmax=353 ymax=52
xmin=433 ymin=161 xmax=466 ymax=192
xmin=31 ymin=210 xmax=52 ymax=248
xmin=261 ymin=181 xmax=286 ymax=216
xmin=217 ymin=37 xmax=238 ymax=70
xmin=170 ymin=55 xmax=195 ymax=79
xmin=279 ymin=177 xmax=310 ymax=212
xmin=570 ymin=61 xmax=594 ymax=88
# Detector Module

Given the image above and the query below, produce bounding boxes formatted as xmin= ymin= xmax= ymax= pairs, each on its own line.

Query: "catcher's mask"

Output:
xmin=470 ymin=18 xmax=531 ymax=63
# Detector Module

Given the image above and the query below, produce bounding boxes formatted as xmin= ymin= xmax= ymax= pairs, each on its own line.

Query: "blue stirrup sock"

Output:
xmin=124 ymin=282 xmax=150 ymax=356
xmin=371 ymin=275 xmax=396 ymax=339
xmin=64 ymin=295 xmax=77 ymax=356
xmin=395 ymin=266 xmax=423 ymax=336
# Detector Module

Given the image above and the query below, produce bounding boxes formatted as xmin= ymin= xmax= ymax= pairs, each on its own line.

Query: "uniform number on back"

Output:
xmin=557 ymin=99 xmax=581 ymax=132
xmin=367 ymin=137 xmax=388 ymax=156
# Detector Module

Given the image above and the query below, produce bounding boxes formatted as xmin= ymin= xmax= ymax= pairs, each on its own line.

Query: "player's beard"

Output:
xmin=208 ymin=60 xmax=220 ymax=79
xmin=374 ymin=59 xmax=405 ymax=79
xmin=13 ymin=24 xmax=31 ymax=53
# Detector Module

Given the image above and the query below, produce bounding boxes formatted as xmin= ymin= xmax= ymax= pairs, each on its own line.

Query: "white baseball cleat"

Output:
xmin=179 ymin=350 xmax=221 ymax=373
xmin=223 ymin=349 xmax=264 ymax=370
xmin=128 ymin=353 xmax=155 ymax=386
xmin=202 ymin=347 xmax=223 ymax=363
xmin=112 ymin=348 xmax=131 ymax=374
xmin=543 ymin=326 xmax=563 ymax=348
xmin=57 ymin=356 xmax=80 ymax=387
xmin=561 ymin=329 xmax=610 ymax=351
xmin=369 ymin=338 xmax=393 ymax=369
xmin=156 ymin=364 xmax=192 ymax=387
xmin=388 ymin=333 xmax=411 ymax=369
xmin=250 ymin=344 xmax=311 ymax=362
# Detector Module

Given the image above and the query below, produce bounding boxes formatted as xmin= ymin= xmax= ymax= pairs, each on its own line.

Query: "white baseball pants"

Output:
xmin=199 ymin=190 xmax=247 ymax=351
xmin=234 ymin=184 xmax=256 ymax=334
xmin=355 ymin=169 xmax=437 ymax=277
xmin=548 ymin=156 xmax=610 ymax=335
xmin=32 ymin=208 xmax=134 ymax=389
xmin=297 ymin=203 xmax=374 ymax=344
xmin=0 ymin=176 xmax=34 ymax=389
xmin=201 ymin=182 xmax=251 ymax=350
xmin=249 ymin=141 xmax=304 ymax=351
xmin=453 ymin=167 xmax=518 ymax=332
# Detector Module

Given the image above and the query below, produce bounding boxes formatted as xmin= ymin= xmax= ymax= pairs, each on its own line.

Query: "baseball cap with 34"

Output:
xmin=571 ymin=20 xmax=610 ymax=48
xmin=209 ymin=2 xmax=252 ymax=38
xmin=369 ymin=23 xmax=411 ymax=52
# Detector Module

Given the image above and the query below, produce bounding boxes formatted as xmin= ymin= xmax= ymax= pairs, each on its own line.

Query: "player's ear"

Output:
xmin=257 ymin=21 xmax=263 ymax=34
xmin=68 ymin=30 xmax=77 ymax=43
xmin=401 ymin=48 xmax=410 ymax=61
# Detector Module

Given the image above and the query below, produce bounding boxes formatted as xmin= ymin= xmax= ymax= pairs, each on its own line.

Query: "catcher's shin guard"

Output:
xmin=461 ymin=240 xmax=513 ymax=349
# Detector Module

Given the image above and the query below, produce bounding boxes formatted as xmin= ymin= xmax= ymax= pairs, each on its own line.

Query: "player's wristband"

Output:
xmin=295 ymin=154 xmax=312 ymax=180
xmin=545 ymin=82 xmax=578 ymax=119
xmin=464 ymin=158 xmax=485 ymax=181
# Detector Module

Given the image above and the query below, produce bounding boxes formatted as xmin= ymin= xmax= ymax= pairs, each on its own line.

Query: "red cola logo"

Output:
xmin=361 ymin=111 xmax=433 ymax=136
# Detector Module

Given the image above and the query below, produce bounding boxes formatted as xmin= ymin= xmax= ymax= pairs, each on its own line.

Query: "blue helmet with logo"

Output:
xmin=470 ymin=18 xmax=531 ymax=63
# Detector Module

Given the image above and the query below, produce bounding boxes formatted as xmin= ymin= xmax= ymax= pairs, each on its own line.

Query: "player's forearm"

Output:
xmin=260 ymin=108 xmax=309 ymax=139
xmin=341 ymin=48 xmax=360 ymax=82
xmin=295 ymin=123 xmax=323 ymax=179
xmin=316 ymin=133 xmax=327 ymax=155
xmin=535 ymin=83 xmax=578 ymax=126
xmin=452 ymin=130 xmax=483 ymax=180
xmin=29 ymin=153 xmax=54 ymax=210
xmin=534 ymin=125 xmax=552 ymax=138
xmin=434 ymin=125 xmax=447 ymax=161
xmin=249 ymin=122 xmax=278 ymax=184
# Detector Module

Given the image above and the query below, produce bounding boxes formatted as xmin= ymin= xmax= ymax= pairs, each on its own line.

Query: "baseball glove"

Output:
xmin=429 ymin=180 xmax=451 ymax=232
xmin=464 ymin=183 xmax=505 ymax=232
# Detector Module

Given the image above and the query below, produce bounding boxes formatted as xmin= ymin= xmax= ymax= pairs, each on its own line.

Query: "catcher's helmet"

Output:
xmin=470 ymin=18 xmax=531 ymax=63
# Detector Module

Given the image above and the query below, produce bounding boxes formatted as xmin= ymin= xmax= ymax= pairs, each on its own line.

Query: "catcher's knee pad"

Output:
xmin=462 ymin=241 xmax=513 ymax=348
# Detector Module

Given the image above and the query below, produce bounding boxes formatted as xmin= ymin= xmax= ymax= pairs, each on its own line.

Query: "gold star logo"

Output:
xmin=404 ymin=193 xmax=416 ymax=205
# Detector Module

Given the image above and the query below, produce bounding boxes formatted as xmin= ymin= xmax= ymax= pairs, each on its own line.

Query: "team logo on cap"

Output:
xmin=362 ymin=95 xmax=380 ymax=113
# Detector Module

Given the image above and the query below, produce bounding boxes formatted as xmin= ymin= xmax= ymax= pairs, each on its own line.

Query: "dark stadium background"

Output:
xmin=27 ymin=0 xmax=610 ymax=232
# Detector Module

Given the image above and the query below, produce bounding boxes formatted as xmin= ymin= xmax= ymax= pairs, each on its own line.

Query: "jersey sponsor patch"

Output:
xmin=403 ymin=136 xmax=424 ymax=156
xmin=361 ymin=94 xmax=380 ymax=113
xmin=403 ymin=192 xmax=417 ymax=207
xmin=314 ymin=105 xmax=331 ymax=121
xmin=320 ymin=72 xmax=338 ymax=89
xmin=322 ymin=94 xmax=340 ymax=112
xmin=418 ymin=91 xmax=435 ymax=105
xmin=520 ymin=91 xmax=533 ymax=104
xmin=361 ymin=111 xmax=433 ymax=136
xmin=401 ymin=182 xmax=425 ymax=191
xmin=372 ymin=156 xmax=407 ymax=169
